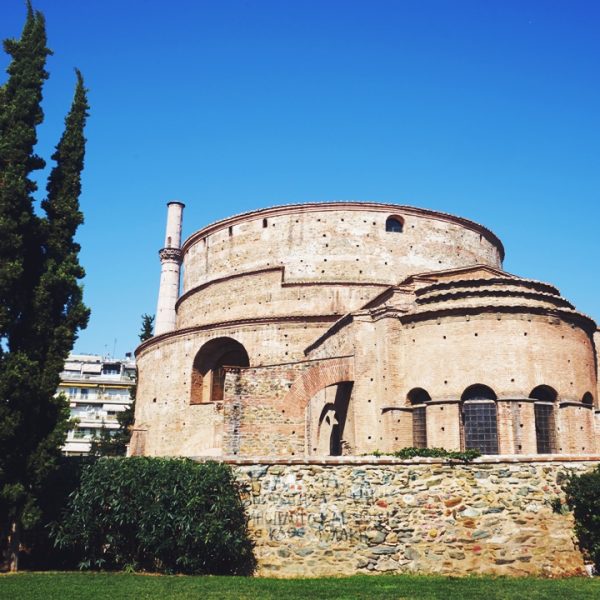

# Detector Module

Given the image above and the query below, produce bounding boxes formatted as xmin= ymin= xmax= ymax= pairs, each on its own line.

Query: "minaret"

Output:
xmin=154 ymin=201 xmax=185 ymax=336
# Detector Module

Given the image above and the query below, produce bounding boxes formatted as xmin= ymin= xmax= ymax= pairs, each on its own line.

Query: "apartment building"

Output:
xmin=60 ymin=353 xmax=136 ymax=455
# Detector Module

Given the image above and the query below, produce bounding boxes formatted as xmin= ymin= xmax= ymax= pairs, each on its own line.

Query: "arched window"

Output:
xmin=385 ymin=216 xmax=404 ymax=233
xmin=190 ymin=338 xmax=249 ymax=404
xmin=530 ymin=385 xmax=557 ymax=404
xmin=262 ymin=218 xmax=268 ymax=228
xmin=529 ymin=385 xmax=557 ymax=454
xmin=582 ymin=392 xmax=594 ymax=406
xmin=461 ymin=384 xmax=498 ymax=455
xmin=408 ymin=388 xmax=431 ymax=449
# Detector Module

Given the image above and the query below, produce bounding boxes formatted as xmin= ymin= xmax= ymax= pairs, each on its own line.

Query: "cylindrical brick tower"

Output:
xmin=154 ymin=201 xmax=185 ymax=336
xmin=132 ymin=201 xmax=598 ymax=460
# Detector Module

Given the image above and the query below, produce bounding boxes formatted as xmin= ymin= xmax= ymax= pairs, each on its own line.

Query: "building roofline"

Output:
xmin=180 ymin=201 xmax=505 ymax=261
xmin=175 ymin=265 xmax=395 ymax=311
xmin=135 ymin=314 xmax=340 ymax=357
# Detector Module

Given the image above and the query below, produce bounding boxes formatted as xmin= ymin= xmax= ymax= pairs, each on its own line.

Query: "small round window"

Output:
xmin=386 ymin=216 xmax=403 ymax=233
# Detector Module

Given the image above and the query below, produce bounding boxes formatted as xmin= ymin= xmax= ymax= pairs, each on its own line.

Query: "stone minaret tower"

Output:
xmin=154 ymin=201 xmax=185 ymax=336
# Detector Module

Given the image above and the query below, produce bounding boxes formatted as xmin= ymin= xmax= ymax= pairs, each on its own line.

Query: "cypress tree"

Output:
xmin=139 ymin=313 xmax=155 ymax=342
xmin=0 ymin=5 xmax=89 ymax=571
xmin=35 ymin=70 xmax=90 ymax=396
xmin=0 ymin=1 xmax=49 ymax=338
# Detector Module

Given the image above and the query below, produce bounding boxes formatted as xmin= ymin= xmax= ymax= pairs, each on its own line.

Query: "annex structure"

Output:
xmin=131 ymin=202 xmax=599 ymax=458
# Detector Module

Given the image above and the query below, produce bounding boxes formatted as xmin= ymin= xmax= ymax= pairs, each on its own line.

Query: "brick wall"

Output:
xmin=181 ymin=204 xmax=503 ymax=295
xmin=222 ymin=356 xmax=354 ymax=456
xmin=135 ymin=204 xmax=597 ymax=459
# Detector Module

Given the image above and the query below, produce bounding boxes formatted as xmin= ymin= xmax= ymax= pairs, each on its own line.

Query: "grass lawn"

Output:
xmin=1 ymin=572 xmax=599 ymax=600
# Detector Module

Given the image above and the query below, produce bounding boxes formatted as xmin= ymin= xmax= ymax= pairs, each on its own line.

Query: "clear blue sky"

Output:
xmin=2 ymin=0 xmax=599 ymax=358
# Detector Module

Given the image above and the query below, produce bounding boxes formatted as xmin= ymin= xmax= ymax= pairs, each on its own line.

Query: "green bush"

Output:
xmin=52 ymin=457 xmax=256 ymax=575
xmin=392 ymin=447 xmax=481 ymax=462
xmin=563 ymin=465 xmax=600 ymax=571
xmin=364 ymin=447 xmax=481 ymax=462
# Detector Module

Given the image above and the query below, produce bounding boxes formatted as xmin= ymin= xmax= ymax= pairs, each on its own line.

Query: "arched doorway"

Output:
xmin=314 ymin=382 xmax=354 ymax=456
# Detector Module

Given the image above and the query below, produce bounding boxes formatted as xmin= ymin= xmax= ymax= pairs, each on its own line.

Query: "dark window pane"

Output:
xmin=386 ymin=217 xmax=403 ymax=233
xmin=462 ymin=385 xmax=496 ymax=401
xmin=535 ymin=403 xmax=555 ymax=454
xmin=408 ymin=388 xmax=431 ymax=405
xmin=462 ymin=402 xmax=498 ymax=454
xmin=413 ymin=406 xmax=427 ymax=448
xmin=530 ymin=385 xmax=557 ymax=403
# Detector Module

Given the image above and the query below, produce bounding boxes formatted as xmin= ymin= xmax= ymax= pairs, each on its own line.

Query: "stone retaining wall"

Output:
xmin=220 ymin=457 xmax=600 ymax=577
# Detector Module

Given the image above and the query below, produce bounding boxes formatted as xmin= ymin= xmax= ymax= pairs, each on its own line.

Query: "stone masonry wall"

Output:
xmin=224 ymin=458 xmax=600 ymax=578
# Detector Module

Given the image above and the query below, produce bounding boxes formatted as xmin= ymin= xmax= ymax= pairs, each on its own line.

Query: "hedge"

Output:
xmin=562 ymin=464 xmax=600 ymax=572
xmin=53 ymin=457 xmax=256 ymax=575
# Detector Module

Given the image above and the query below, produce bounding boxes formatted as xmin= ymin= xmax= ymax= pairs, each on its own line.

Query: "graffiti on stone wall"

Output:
xmin=239 ymin=468 xmax=411 ymax=543
xmin=232 ymin=462 xmax=595 ymax=578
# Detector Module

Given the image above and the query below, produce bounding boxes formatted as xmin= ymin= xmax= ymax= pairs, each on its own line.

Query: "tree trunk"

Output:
xmin=7 ymin=519 xmax=20 ymax=572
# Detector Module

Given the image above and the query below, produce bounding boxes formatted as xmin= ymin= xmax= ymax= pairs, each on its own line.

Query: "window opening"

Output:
xmin=534 ymin=403 xmax=556 ymax=454
xmin=385 ymin=216 xmax=404 ymax=233
xmin=407 ymin=388 xmax=430 ymax=449
xmin=529 ymin=385 xmax=557 ymax=404
xmin=190 ymin=338 xmax=249 ymax=404
xmin=461 ymin=384 xmax=498 ymax=454
xmin=462 ymin=402 xmax=498 ymax=454
xmin=529 ymin=385 xmax=558 ymax=454
xmin=412 ymin=407 xmax=427 ymax=448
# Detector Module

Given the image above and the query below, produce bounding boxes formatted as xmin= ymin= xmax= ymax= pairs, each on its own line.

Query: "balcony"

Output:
xmin=60 ymin=371 xmax=135 ymax=383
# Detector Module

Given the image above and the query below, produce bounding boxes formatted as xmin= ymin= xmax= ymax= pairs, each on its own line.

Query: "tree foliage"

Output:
xmin=89 ymin=424 xmax=120 ymax=457
xmin=53 ymin=458 xmax=256 ymax=575
xmin=367 ymin=447 xmax=482 ymax=462
xmin=89 ymin=393 xmax=135 ymax=458
xmin=20 ymin=456 xmax=96 ymax=570
xmin=139 ymin=314 xmax=154 ymax=342
xmin=391 ymin=447 xmax=482 ymax=462
xmin=562 ymin=465 xmax=600 ymax=571
xmin=0 ymin=3 xmax=89 ymax=570
xmin=0 ymin=2 xmax=49 ymax=336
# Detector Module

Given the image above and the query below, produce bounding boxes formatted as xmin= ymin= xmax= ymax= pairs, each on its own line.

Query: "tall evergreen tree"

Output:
xmin=0 ymin=5 xmax=89 ymax=571
xmin=0 ymin=1 xmax=49 ymax=338
xmin=34 ymin=70 xmax=90 ymax=396
xmin=139 ymin=313 xmax=155 ymax=342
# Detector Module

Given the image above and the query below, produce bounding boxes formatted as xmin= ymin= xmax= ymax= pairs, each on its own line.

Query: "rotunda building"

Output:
xmin=132 ymin=202 xmax=599 ymax=458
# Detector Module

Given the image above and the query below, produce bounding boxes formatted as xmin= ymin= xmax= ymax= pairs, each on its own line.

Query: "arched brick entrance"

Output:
xmin=279 ymin=357 xmax=355 ymax=456
xmin=281 ymin=357 xmax=354 ymax=417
